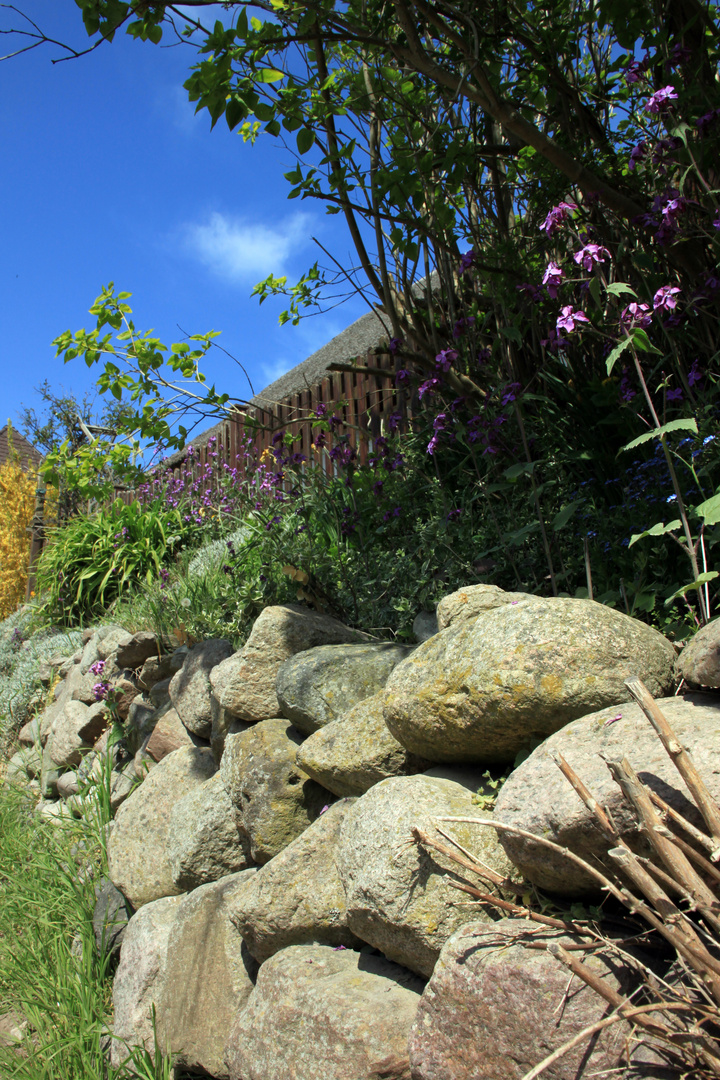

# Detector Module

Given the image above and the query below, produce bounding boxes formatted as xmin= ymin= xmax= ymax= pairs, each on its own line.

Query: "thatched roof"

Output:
xmin=249 ymin=309 xmax=391 ymax=410
xmin=0 ymin=425 xmax=42 ymax=472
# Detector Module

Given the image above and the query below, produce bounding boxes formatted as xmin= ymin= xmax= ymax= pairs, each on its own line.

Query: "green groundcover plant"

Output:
xmin=0 ymin=773 xmax=173 ymax=1078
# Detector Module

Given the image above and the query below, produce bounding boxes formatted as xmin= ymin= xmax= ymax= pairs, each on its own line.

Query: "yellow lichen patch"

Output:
xmin=540 ymin=673 xmax=564 ymax=698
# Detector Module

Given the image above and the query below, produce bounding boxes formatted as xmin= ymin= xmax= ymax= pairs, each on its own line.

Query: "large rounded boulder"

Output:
xmin=494 ymin=693 xmax=720 ymax=894
xmin=335 ymin=774 xmax=517 ymax=977
xmin=383 ymin=597 xmax=676 ymax=764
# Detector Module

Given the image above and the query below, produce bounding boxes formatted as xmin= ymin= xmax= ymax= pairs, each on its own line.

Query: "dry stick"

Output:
xmin=439 ymin=817 xmax=720 ymax=990
xmin=583 ymin=535 xmax=594 ymax=600
xmin=433 ymin=823 xmax=513 ymax=885
xmin=554 ymin=753 xmax=620 ymax=838
xmin=561 ymin=756 xmax=720 ymax=959
xmin=547 ymin=942 xmax=671 ymax=1041
xmin=658 ymin=829 xmax=720 ymax=888
xmin=519 ymin=1002 xmax=718 ymax=1080
xmin=608 ymin=847 xmax=720 ymax=1005
xmin=445 ymin=878 xmax=591 ymax=934
xmin=624 ymin=676 xmax=720 ymax=850
xmin=605 ymin=757 xmax=719 ymax=913
xmin=437 ymin=817 xmax=629 ymax=904
xmin=411 ymin=826 xmax=522 ymax=894
xmin=547 ymin=944 xmax=720 ymax=1079
xmin=648 ymin=788 xmax=720 ymax=862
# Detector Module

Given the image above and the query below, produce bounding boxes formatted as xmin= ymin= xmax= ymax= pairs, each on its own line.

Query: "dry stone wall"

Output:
xmin=9 ymin=586 xmax=719 ymax=1079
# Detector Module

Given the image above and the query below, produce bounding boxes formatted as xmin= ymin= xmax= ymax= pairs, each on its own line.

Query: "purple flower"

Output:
xmin=645 ymin=86 xmax=678 ymax=114
xmin=652 ymin=137 xmax=682 ymax=171
xmin=477 ymin=347 xmax=492 ymax=365
xmin=501 ymin=381 xmax=522 ymax=406
xmin=394 ymin=369 xmax=411 ymax=387
xmin=446 ymin=508 xmax=462 ymax=522
xmin=624 ymin=57 xmax=647 ymax=84
xmin=620 ymin=302 xmax=653 ymax=330
xmin=426 ymin=434 xmax=440 ymax=455
xmin=314 ymin=402 xmax=328 ymax=418
xmin=539 ymin=201 xmax=577 ymax=237
xmin=540 ymin=327 xmax=564 ymax=353
xmin=714 ymin=211 xmax=720 ymax=230
xmin=666 ymin=386 xmax=683 ymax=402
xmin=662 ymin=195 xmax=686 ymax=222
xmin=542 ymin=261 xmax=564 ymax=298
xmin=388 ymin=337 xmax=403 ymax=355
xmin=629 ymin=141 xmax=648 ymax=170
xmin=418 ymin=377 xmax=442 ymax=399
xmin=435 ymin=349 xmax=458 ymax=372
xmin=387 ymin=411 xmax=402 ymax=433
xmin=93 ymin=681 xmax=111 ymax=702
xmin=89 ymin=660 xmax=106 ymax=677
xmin=653 ymin=285 xmax=680 ymax=312
xmin=668 ymin=44 xmax=691 ymax=67
xmin=573 ymin=244 xmax=611 ymax=272
xmin=697 ymin=108 xmax=720 ymax=135
xmin=452 ymin=316 xmax=476 ymax=339
xmin=686 ymin=360 xmax=703 ymax=386
xmin=556 ymin=306 xmax=590 ymax=333
xmin=459 ymin=250 xmax=475 ymax=274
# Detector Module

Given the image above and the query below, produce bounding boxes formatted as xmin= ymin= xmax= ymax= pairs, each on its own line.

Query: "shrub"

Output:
xmin=0 ymin=446 xmax=36 ymax=619
xmin=36 ymin=498 xmax=199 ymax=625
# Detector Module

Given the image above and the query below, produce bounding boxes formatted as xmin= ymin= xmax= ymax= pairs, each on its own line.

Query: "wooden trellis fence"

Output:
xmin=147 ymin=346 xmax=411 ymax=492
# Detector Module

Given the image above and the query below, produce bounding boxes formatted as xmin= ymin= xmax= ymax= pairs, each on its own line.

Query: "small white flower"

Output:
xmin=180 ymin=598 xmax=192 ymax=609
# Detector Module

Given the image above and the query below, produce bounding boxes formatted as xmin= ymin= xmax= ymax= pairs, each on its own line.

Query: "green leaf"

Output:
xmin=632 ymin=327 xmax=661 ymax=354
xmin=664 ymin=572 xmax=719 ymax=606
xmin=552 ymin=500 xmax=583 ymax=531
xmin=499 ymin=326 xmax=522 ymax=346
xmin=504 ymin=461 xmax=536 ymax=481
xmin=605 ymin=282 xmax=637 ymax=298
xmin=257 ymin=68 xmax=285 ymax=83
xmin=620 ymin=418 xmax=698 ymax=452
xmin=628 ymin=519 xmax=681 ymax=547
xmin=588 ymin=276 xmax=602 ymax=310
xmin=605 ymin=335 xmax=634 ymax=376
xmin=296 ymin=127 xmax=314 ymax=154
xmin=225 ymin=97 xmax=248 ymax=131
xmin=695 ymin=492 xmax=720 ymax=526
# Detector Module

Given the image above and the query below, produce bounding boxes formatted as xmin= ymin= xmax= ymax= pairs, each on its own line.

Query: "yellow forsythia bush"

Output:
xmin=0 ymin=457 xmax=36 ymax=619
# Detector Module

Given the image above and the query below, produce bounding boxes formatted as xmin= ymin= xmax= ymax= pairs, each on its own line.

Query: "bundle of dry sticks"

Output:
xmin=414 ymin=676 xmax=720 ymax=1079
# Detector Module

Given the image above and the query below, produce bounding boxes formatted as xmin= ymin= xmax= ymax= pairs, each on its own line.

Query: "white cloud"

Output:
xmin=182 ymin=211 xmax=311 ymax=283
xmin=260 ymin=356 xmax=293 ymax=386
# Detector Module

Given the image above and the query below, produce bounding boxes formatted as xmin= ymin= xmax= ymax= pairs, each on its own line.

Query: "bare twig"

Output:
xmin=605 ymin=757 xmax=718 ymax=913
xmin=411 ymin=826 xmax=522 ymax=893
xmin=624 ymin=677 xmax=720 ymax=848
xmin=649 ymin=788 xmax=720 ymax=863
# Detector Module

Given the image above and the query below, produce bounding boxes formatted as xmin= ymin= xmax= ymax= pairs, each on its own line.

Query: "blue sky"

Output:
xmin=0 ymin=2 xmax=365 ymax=444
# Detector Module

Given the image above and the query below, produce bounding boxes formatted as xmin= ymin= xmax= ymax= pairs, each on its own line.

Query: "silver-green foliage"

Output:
xmin=187 ymin=525 xmax=251 ymax=579
xmin=0 ymin=607 xmax=81 ymax=744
